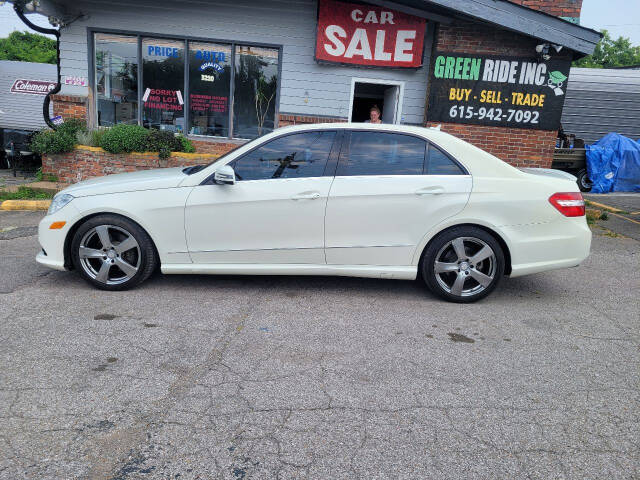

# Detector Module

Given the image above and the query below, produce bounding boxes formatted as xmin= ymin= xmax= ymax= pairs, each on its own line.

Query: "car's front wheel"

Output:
xmin=71 ymin=214 xmax=157 ymax=290
xmin=421 ymin=227 xmax=505 ymax=303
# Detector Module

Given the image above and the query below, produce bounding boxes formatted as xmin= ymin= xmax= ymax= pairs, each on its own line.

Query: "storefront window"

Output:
xmin=142 ymin=38 xmax=185 ymax=132
xmin=93 ymin=33 xmax=280 ymax=139
xmin=188 ymin=42 xmax=231 ymax=137
xmin=233 ymin=45 xmax=279 ymax=139
xmin=95 ymin=34 xmax=138 ymax=126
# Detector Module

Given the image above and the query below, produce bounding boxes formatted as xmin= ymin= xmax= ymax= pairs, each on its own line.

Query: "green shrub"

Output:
xmin=75 ymin=130 xmax=92 ymax=146
xmin=30 ymin=129 xmax=76 ymax=155
xmin=145 ymin=129 xmax=182 ymax=160
xmin=99 ymin=124 xmax=149 ymax=153
xmin=76 ymin=128 xmax=107 ymax=147
xmin=91 ymin=129 xmax=106 ymax=147
xmin=177 ymin=134 xmax=196 ymax=153
xmin=57 ymin=118 xmax=86 ymax=137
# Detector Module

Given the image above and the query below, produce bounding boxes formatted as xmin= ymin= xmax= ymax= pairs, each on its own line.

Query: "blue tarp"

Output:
xmin=586 ymin=133 xmax=640 ymax=193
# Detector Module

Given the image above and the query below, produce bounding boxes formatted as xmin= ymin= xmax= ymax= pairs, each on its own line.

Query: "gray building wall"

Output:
xmin=57 ymin=0 xmax=431 ymax=125
xmin=561 ymin=67 xmax=640 ymax=144
xmin=0 ymin=60 xmax=55 ymax=131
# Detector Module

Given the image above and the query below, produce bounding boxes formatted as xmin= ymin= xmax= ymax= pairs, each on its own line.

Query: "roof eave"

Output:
xmin=420 ymin=0 xmax=602 ymax=56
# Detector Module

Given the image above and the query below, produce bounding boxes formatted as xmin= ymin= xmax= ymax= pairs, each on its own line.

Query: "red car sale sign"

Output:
xmin=315 ymin=0 xmax=426 ymax=68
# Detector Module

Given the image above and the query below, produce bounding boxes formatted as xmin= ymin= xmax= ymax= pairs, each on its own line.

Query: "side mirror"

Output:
xmin=214 ymin=165 xmax=236 ymax=185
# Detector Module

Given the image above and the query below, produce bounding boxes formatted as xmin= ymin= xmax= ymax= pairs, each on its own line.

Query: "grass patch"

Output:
xmin=0 ymin=186 xmax=54 ymax=201
xmin=35 ymin=167 xmax=58 ymax=183
xmin=586 ymin=208 xmax=602 ymax=225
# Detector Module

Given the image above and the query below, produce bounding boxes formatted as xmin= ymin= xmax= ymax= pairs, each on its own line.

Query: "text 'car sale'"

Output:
xmin=315 ymin=0 xmax=426 ymax=68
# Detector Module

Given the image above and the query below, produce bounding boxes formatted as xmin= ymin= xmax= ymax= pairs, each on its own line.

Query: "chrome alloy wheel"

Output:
xmin=433 ymin=236 xmax=497 ymax=297
xmin=78 ymin=225 xmax=141 ymax=285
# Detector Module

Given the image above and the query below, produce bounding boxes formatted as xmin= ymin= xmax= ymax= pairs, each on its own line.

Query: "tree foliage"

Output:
xmin=0 ymin=30 xmax=56 ymax=64
xmin=574 ymin=30 xmax=640 ymax=69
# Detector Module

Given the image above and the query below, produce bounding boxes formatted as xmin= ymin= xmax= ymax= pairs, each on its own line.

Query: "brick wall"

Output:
xmin=509 ymin=0 xmax=582 ymax=18
xmin=52 ymin=95 xmax=87 ymax=120
xmin=279 ymin=113 xmax=348 ymax=126
xmin=425 ymin=122 xmax=557 ymax=168
xmin=427 ymin=20 xmax=573 ymax=168
xmin=42 ymin=146 xmax=219 ymax=184
xmin=190 ymin=139 xmax=244 ymax=155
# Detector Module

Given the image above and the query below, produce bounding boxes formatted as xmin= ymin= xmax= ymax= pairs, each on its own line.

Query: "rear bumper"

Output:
xmin=505 ymin=216 xmax=591 ymax=278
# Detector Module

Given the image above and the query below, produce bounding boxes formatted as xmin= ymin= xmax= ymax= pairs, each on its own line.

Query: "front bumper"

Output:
xmin=36 ymin=250 xmax=66 ymax=271
xmin=36 ymin=203 xmax=81 ymax=271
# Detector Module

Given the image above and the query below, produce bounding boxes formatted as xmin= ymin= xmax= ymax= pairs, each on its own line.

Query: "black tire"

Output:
xmin=421 ymin=226 xmax=505 ymax=303
xmin=71 ymin=214 xmax=157 ymax=291
xmin=576 ymin=169 xmax=592 ymax=192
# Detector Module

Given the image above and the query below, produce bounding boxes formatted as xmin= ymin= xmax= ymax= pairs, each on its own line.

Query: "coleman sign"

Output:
xmin=315 ymin=0 xmax=426 ymax=68
xmin=10 ymin=79 xmax=57 ymax=96
xmin=427 ymin=52 xmax=572 ymax=130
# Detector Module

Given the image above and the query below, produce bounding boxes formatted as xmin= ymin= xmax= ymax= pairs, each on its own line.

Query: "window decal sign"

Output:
xmin=195 ymin=50 xmax=226 ymax=62
xmin=147 ymin=45 xmax=180 ymax=57
xmin=189 ymin=94 xmax=228 ymax=113
xmin=64 ymin=76 xmax=87 ymax=86
xmin=199 ymin=62 xmax=224 ymax=73
xmin=142 ymin=88 xmax=184 ymax=111
xmin=315 ymin=0 xmax=426 ymax=68
xmin=10 ymin=79 xmax=57 ymax=95
xmin=427 ymin=52 xmax=572 ymax=130
xmin=199 ymin=61 xmax=224 ymax=82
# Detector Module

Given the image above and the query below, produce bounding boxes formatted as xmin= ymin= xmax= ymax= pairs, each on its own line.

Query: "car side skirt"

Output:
xmin=161 ymin=263 xmax=417 ymax=280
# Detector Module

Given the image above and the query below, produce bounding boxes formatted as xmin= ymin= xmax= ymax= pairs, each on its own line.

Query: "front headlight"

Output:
xmin=47 ymin=193 xmax=74 ymax=215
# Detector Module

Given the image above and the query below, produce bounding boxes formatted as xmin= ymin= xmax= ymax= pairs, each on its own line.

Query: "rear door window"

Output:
xmin=336 ymin=131 xmax=426 ymax=176
xmin=425 ymin=143 xmax=466 ymax=175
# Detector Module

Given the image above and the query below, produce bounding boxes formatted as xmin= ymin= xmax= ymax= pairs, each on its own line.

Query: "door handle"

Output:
xmin=415 ymin=186 xmax=445 ymax=195
xmin=291 ymin=191 xmax=321 ymax=200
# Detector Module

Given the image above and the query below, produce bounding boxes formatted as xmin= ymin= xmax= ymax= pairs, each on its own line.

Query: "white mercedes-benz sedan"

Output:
xmin=37 ymin=123 xmax=591 ymax=302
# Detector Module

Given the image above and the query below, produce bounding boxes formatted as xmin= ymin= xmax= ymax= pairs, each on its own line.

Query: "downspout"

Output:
xmin=13 ymin=2 xmax=61 ymax=130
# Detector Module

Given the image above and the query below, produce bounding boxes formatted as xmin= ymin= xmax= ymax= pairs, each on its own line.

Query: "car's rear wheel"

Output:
xmin=71 ymin=215 xmax=157 ymax=291
xmin=421 ymin=227 xmax=505 ymax=303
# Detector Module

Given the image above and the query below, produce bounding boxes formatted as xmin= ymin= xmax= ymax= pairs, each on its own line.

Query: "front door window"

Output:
xmin=230 ymin=131 xmax=336 ymax=181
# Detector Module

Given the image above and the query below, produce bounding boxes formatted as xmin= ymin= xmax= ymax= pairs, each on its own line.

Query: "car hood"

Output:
xmin=60 ymin=167 xmax=187 ymax=198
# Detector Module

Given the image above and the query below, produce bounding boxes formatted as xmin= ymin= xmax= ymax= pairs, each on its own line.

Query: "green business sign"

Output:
xmin=428 ymin=52 xmax=572 ymax=130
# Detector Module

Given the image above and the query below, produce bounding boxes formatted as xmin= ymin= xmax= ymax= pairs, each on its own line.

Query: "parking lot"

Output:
xmin=1 ymin=210 xmax=638 ymax=479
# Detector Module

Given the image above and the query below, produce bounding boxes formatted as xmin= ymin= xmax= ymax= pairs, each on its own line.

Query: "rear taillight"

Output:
xmin=549 ymin=192 xmax=585 ymax=217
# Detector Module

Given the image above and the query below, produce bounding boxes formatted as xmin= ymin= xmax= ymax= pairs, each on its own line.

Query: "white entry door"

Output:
xmin=185 ymin=130 xmax=339 ymax=264
xmin=382 ymin=86 xmax=399 ymax=123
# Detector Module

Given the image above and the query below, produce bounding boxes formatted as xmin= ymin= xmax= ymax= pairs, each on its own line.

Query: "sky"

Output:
xmin=0 ymin=0 xmax=639 ymax=44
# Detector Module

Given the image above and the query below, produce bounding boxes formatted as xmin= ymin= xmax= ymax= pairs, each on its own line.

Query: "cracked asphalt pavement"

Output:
xmin=1 ymin=211 xmax=638 ymax=479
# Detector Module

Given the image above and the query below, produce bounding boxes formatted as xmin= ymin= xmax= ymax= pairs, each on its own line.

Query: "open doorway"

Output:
xmin=349 ymin=80 xmax=403 ymax=124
